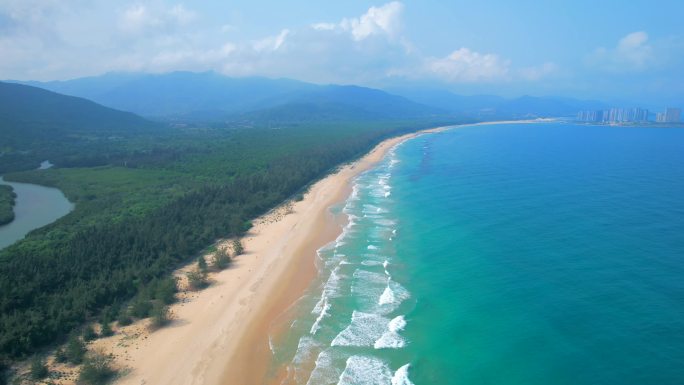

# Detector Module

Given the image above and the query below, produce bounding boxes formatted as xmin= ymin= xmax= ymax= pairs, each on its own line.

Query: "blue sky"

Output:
xmin=1 ymin=0 xmax=682 ymax=106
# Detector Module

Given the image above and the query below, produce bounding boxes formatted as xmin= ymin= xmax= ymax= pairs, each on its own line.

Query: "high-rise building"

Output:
xmin=577 ymin=107 xmax=649 ymax=123
xmin=665 ymin=108 xmax=681 ymax=123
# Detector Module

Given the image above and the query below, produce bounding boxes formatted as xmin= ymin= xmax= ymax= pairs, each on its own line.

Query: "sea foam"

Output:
xmin=310 ymin=297 xmax=330 ymax=335
xmin=391 ymin=364 xmax=414 ymax=385
xmin=337 ymin=356 xmax=393 ymax=385
xmin=331 ymin=311 xmax=389 ymax=347
xmin=306 ymin=349 xmax=340 ymax=385
xmin=374 ymin=315 xmax=407 ymax=349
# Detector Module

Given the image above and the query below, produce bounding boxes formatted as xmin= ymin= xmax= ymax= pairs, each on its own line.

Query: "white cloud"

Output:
xmin=616 ymin=31 xmax=652 ymax=68
xmin=119 ymin=3 xmax=196 ymax=34
xmin=588 ymin=31 xmax=654 ymax=72
xmin=344 ymin=1 xmax=403 ymax=41
xmin=0 ymin=0 xmax=558 ymax=88
xmin=425 ymin=48 xmax=511 ymax=82
xmin=311 ymin=22 xmax=336 ymax=31
xmin=311 ymin=1 xmax=404 ymax=41
xmin=252 ymin=29 xmax=290 ymax=52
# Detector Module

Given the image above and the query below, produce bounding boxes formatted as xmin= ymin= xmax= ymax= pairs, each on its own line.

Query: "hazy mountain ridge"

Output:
xmin=11 ymin=72 xmax=604 ymax=123
xmin=18 ymin=72 xmax=318 ymax=119
xmin=385 ymin=87 xmax=608 ymax=118
xmin=16 ymin=72 xmax=440 ymax=122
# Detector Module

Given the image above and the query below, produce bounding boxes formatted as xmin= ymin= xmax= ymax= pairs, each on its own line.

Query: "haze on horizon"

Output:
xmin=1 ymin=0 xmax=683 ymax=107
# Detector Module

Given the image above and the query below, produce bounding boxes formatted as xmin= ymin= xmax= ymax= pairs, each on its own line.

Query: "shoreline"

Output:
xmin=88 ymin=119 xmax=544 ymax=385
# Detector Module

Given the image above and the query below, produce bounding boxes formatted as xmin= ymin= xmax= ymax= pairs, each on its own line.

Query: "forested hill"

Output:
xmin=0 ymin=82 xmax=157 ymax=144
xmin=0 ymin=82 xmax=161 ymax=173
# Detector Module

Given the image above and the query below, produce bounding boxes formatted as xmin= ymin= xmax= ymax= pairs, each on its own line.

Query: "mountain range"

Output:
xmin=15 ymin=72 xmax=606 ymax=122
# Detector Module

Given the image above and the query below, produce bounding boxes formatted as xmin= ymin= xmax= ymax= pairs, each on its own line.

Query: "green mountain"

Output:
xmin=0 ymin=81 xmax=157 ymax=145
xmin=0 ymin=81 xmax=159 ymax=172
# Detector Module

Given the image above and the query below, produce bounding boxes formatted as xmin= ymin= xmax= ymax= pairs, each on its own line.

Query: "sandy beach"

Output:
xmin=82 ymin=129 xmax=418 ymax=385
xmin=78 ymin=120 xmax=545 ymax=385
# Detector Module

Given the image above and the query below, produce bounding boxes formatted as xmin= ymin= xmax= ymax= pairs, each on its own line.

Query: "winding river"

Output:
xmin=0 ymin=176 xmax=73 ymax=250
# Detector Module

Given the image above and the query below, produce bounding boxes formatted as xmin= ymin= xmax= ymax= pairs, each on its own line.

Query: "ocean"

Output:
xmin=268 ymin=122 xmax=684 ymax=384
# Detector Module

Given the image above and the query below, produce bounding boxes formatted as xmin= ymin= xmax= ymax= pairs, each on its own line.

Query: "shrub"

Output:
xmin=116 ymin=311 xmax=132 ymax=327
xmin=65 ymin=335 xmax=86 ymax=364
xmin=30 ymin=356 xmax=48 ymax=380
xmin=150 ymin=302 xmax=171 ymax=329
xmin=155 ymin=277 xmax=177 ymax=305
xmin=78 ymin=351 xmax=115 ymax=385
xmin=232 ymin=239 xmax=244 ymax=256
xmin=212 ymin=248 xmax=231 ymax=270
xmin=55 ymin=348 xmax=68 ymax=363
xmin=197 ymin=255 xmax=208 ymax=273
xmin=129 ymin=297 xmax=152 ymax=319
xmin=83 ymin=325 xmax=98 ymax=341
xmin=100 ymin=321 xmax=114 ymax=337
xmin=186 ymin=268 xmax=208 ymax=290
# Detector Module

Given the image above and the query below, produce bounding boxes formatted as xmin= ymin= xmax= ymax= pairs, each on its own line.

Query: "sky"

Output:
xmin=1 ymin=0 xmax=683 ymax=107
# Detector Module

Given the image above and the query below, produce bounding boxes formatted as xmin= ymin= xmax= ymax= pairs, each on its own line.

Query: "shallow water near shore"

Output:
xmin=268 ymin=122 xmax=684 ymax=384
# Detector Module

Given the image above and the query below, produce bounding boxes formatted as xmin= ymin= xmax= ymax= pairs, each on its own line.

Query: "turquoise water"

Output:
xmin=270 ymin=122 xmax=684 ymax=384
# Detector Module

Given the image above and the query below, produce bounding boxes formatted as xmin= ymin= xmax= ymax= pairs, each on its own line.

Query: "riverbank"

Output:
xmin=89 ymin=120 xmax=543 ymax=385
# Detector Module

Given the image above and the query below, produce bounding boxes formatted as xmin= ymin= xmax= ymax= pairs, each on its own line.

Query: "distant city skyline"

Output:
xmin=578 ymin=106 xmax=682 ymax=123
xmin=1 ymin=1 xmax=683 ymax=107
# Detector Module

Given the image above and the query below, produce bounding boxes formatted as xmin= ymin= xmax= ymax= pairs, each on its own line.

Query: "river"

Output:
xmin=0 ymin=176 xmax=74 ymax=250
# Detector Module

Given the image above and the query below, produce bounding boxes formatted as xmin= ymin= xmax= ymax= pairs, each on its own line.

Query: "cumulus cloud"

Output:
xmin=588 ymin=31 xmax=654 ymax=72
xmin=119 ymin=3 xmax=196 ymax=34
xmin=424 ymin=48 xmax=511 ymax=82
xmin=310 ymin=1 xmax=404 ymax=41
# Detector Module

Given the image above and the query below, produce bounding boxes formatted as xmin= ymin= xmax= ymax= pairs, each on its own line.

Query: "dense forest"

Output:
xmin=0 ymin=118 xmax=458 ymax=364
xmin=0 ymin=186 xmax=16 ymax=226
